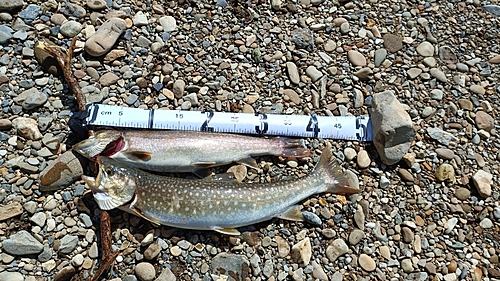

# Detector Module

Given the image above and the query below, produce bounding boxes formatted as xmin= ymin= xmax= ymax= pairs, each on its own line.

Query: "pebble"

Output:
xmin=85 ymin=18 xmax=126 ymax=56
xmin=60 ymin=20 xmax=82 ymax=37
xmin=435 ymin=164 xmax=455 ymax=183
xmin=135 ymin=262 xmax=156 ymax=281
xmin=383 ymin=33 xmax=403 ymax=53
xmin=358 ymin=254 xmax=376 ymax=272
xmin=86 ymin=0 xmax=107 ymax=10
xmin=291 ymin=238 xmax=311 ymax=266
xmin=473 ymin=170 xmax=492 ymax=198
xmin=455 ymin=188 xmax=470 ymax=201
xmin=371 ymin=90 xmax=414 ymax=165
xmin=211 ymin=253 xmax=249 ymax=281
xmin=347 ymin=50 xmax=366 ymax=66
xmin=0 ymin=202 xmax=23 ymax=221
xmin=100 ymin=72 xmax=119 ymax=86
xmin=430 ymin=68 xmax=447 ymax=82
xmin=470 ymin=84 xmax=485 ymax=95
xmin=374 ymin=48 xmax=387 ymax=67
xmin=0 ymin=272 xmax=23 ymax=281
xmin=2 ymin=230 xmax=44 ymax=255
xmin=435 ymin=148 xmax=455 ymax=160
xmin=475 ymin=111 xmax=494 ymax=132
xmin=427 ymin=127 xmax=458 ymax=146
xmin=356 ymin=150 xmax=370 ymax=168
xmin=159 ymin=16 xmax=176 ymax=32
xmin=348 ymin=229 xmax=364 ymax=245
xmin=326 ymin=238 xmax=348 ymax=262
xmin=416 ymin=41 xmax=434 ymax=56
xmin=286 ymin=62 xmax=300 ymax=84
xmin=59 ymin=235 xmax=78 ymax=254
xmin=305 ymin=66 xmax=322 ymax=82
xmin=12 ymin=117 xmax=43 ymax=140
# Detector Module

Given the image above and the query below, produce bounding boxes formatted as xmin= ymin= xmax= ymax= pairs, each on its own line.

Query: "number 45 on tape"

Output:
xmin=84 ymin=104 xmax=373 ymax=142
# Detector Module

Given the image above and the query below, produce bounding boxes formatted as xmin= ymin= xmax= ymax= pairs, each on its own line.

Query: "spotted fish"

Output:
xmin=82 ymin=146 xmax=361 ymax=235
xmin=73 ymin=130 xmax=309 ymax=173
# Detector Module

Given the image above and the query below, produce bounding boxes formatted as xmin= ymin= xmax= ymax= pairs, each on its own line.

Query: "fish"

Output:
xmin=73 ymin=130 xmax=310 ymax=173
xmin=82 ymin=146 xmax=361 ymax=235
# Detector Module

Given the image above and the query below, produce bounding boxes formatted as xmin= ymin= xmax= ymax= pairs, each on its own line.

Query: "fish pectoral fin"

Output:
xmin=92 ymin=192 xmax=122 ymax=210
xmin=237 ymin=157 xmax=259 ymax=169
xmin=205 ymin=172 xmax=241 ymax=184
xmin=122 ymin=151 xmax=152 ymax=161
xmin=191 ymin=161 xmax=217 ymax=168
xmin=212 ymin=227 xmax=241 ymax=236
xmin=126 ymin=206 xmax=162 ymax=227
xmin=276 ymin=205 xmax=304 ymax=221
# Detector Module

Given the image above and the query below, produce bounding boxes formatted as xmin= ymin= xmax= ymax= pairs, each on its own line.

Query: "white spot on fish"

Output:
xmin=185 ymin=207 xmax=189 ymax=212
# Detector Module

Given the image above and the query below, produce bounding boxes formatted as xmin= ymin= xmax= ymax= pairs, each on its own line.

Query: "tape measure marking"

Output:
xmin=84 ymin=104 xmax=373 ymax=141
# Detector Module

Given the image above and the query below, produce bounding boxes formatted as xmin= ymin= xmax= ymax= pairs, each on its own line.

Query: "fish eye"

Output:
xmin=104 ymin=168 xmax=114 ymax=176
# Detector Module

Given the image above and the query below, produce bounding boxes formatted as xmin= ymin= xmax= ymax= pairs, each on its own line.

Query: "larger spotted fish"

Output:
xmin=73 ymin=130 xmax=309 ymax=173
xmin=82 ymin=146 xmax=361 ymax=235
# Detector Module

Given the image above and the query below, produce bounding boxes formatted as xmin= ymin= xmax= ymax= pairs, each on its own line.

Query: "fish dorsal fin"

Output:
xmin=276 ymin=205 xmax=304 ymax=221
xmin=93 ymin=192 xmax=121 ymax=210
xmin=236 ymin=157 xmax=259 ymax=169
xmin=191 ymin=161 xmax=217 ymax=168
xmin=122 ymin=151 xmax=152 ymax=161
xmin=213 ymin=227 xmax=241 ymax=236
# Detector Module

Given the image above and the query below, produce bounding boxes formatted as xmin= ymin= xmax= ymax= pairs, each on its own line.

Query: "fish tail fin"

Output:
xmin=313 ymin=146 xmax=361 ymax=195
xmin=277 ymin=137 xmax=311 ymax=158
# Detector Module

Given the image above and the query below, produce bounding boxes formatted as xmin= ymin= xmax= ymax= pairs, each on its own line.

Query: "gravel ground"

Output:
xmin=1 ymin=0 xmax=500 ymax=280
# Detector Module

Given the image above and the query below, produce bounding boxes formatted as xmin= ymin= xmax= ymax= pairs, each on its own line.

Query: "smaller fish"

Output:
xmin=82 ymin=146 xmax=361 ymax=235
xmin=73 ymin=130 xmax=309 ymax=173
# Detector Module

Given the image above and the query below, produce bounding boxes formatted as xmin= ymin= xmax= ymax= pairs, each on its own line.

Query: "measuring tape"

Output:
xmin=84 ymin=104 xmax=373 ymax=141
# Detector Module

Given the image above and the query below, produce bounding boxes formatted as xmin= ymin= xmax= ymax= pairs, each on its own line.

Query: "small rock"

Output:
xmin=0 ymin=272 xmax=23 ymax=281
xmin=371 ymin=90 xmax=415 ymax=165
xmin=374 ymin=48 xmax=387 ymax=67
xmin=133 ymin=11 xmax=148 ymax=26
xmin=348 ymin=229 xmax=364 ymax=245
xmin=30 ymin=212 xmax=47 ymax=227
xmin=305 ymin=66 xmax=323 ymax=82
xmin=12 ymin=117 xmax=43 ymax=140
xmin=211 ymin=253 xmax=250 ymax=281
xmin=59 ymin=235 xmax=78 ymax=254
xmin=407 ymin=68 xmax=422 ymax=79
xmin=227 ymin=164 xmax=247 ymax=182
xmin=286 ymin=62 xmax=300 ymax=84
xmin=99 ymin=72 xmax=119 ymax=86
xmin=470 ymin=84 xmax=485 ymax=95
xmin=401 ymin=259 xmax=414 ymax=273
xmin=3 ymin=230 xmax=43 ymax=255
xmin=359 ymin=254 xmax=376 ymax=272
xmin=416 ymin=41 xmax=434 ymax=56
xmin=0 ymin=202 xmax=23 ymax=221
xmin=357 ymin=150 xmax=371 ymax=168
xmin=55 ymin=266 xmax=76 ymax=281
xmin=344 ymin=147 xmax=356 ymax=161
xmin=283 ymin=89 xmax=300 ymax=104
xmin=435 ymin=148 xmax=455 ymax=160
xmin=455 ymin=188 xmax=470 ymax=201
xmin=159 ymin=16 xmax=176 ymax=32
xmin=326 ymin=238 xmax=348 ymax=262
xmin=427 ymin=127 xmax=458 ymax=146
xmin=383 ymin=33 xmax=403 ymax=53
xmin=473 ymin=170 xmax=492 ymax=198
xmin=291 ymin=238 xmax=311 ymax=266
xmin=155 ymin=268 xmax=176 ymax=281
xmin=39 ymin=150 xmax=86 ymax=189
xmin=311 ymin=261 xmax=328 ymax=281
xmin=144 ymin=243 xmax=161 ymax=260
xmin=475 ymin=111 xmax=494 ymax=132
xmin=136 ymin=262 xmax=156 ymax=281
xmin=60 ymin=20 xmax=82 ymax=37
xmin=435 ymin=164 xmax=455 ymax=183
xmin=173 ymin=80 xmax=186 ymax=98
xmin=347 ymin=50 xmax=366 ymax=66
xmin=85 ymin=18 xmax=126 ymax=56
xmin=401 ymin=227 xmax=414 ymax=243
xmin=430 ymin=68 xmax=447 ymax=82
xmin=86 ymin=0 xmax=107 ymax=10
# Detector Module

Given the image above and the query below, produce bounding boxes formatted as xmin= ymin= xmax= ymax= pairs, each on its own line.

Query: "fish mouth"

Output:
xmin=82 ymin=175 xmax=97 ymax=188
xmin=74 ymin=135 xmax=125 ymax=160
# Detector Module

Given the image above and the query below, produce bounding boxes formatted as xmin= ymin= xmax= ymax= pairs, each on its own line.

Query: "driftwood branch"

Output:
xmin=37 ymin=37 xmax=87 ymax=111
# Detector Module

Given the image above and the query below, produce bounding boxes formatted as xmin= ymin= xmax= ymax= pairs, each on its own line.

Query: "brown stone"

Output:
xmin=383 ymin=33 xmax=403 ymax=53
xmin=0 ymin=202 xmax=23 ymax=221
xmin=39 ymin=150 xmax=87 ymax=190
xmin=398 ymin=168 xmax=414 ymax=182
xmin=475 ymin=111 xmax=495 ymax=132
xmin=283 ymin=89 xmax=300 ymax=104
